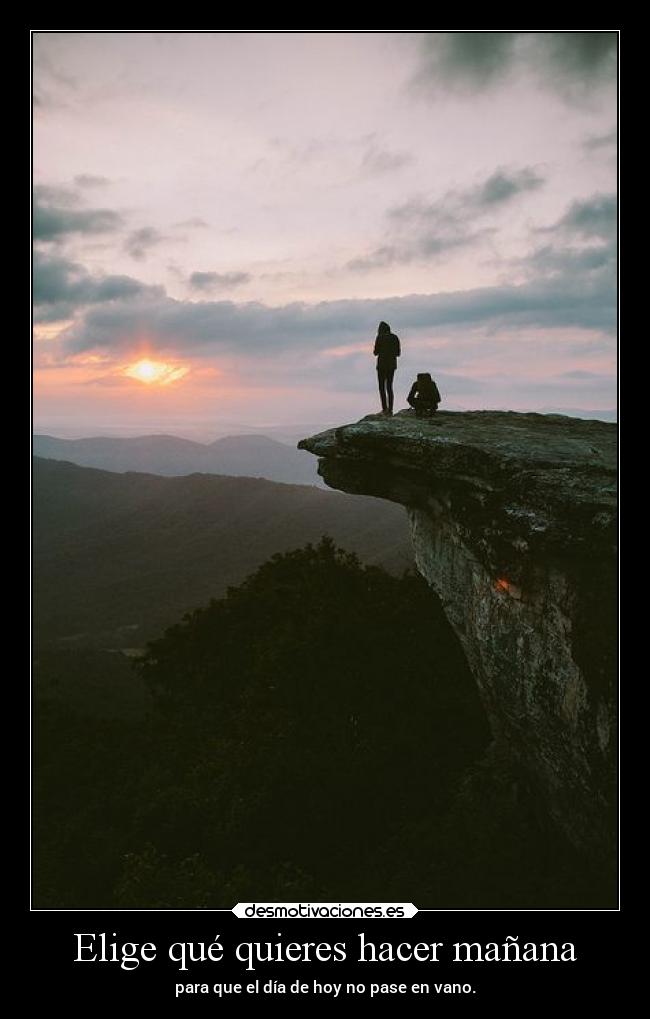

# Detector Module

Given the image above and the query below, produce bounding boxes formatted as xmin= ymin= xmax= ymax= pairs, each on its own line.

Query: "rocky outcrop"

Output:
xmin=299 ymin=410 xmax=617 ymax=864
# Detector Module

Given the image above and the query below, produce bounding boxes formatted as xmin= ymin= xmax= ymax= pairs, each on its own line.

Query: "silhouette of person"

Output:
xmin=407 ymin=373 xmax=441 ymax=417
xmin=373 ymin=321 xmax=401 ymax=415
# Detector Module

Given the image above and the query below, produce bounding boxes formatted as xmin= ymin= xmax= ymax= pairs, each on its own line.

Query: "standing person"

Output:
xmin=373 ymin=321 xmax=401 ymax=415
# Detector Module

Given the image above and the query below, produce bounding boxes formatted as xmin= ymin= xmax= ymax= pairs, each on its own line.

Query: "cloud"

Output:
xmin=416 ymin=32 xmax=517 ymax=93
xmin=58 ymin=261 xmax=615 ymax=360
xmin=124 ymin=227 xmax=166 ymax=260
xmin=33 ymin=250 xmax=163 ymax=322
xmin=34 ymin=183 xmax=613 ymax=370
xmin=347 ymin=245 xmax=405 ymax=272
xmin=560 ymin=369 xmax=606 ymax=380
xmin=539 ymin=32 xmax=617 ymax=86
xmin=34 ymin=184 xmax=80 ymax=207
xmin=477 ymin=168 xmax=544 ymax=205
xmin=389 ymin=169 xmax=543 ymax=223
xmin=268 ymin=135 xmax=335 ymax=166
xmin=259 ymin=133 xmax=414 ymax=185
xmin=524 ymin=194 xmax=616 ymax=295
xmin=551 ymin=193 xmax=616 ymax=241
xmin=33 ymin=185 xmax=123 ymax=241
xmin=347 ymin=234 xmax=484 ymax=272
xmin=525 ymin=243 xmax=615 ymax=280
xmin=582 ymin=129 xmax=617 ymax=151
xmin=349 ymin=167 xmax=544 ymax=271
xmin=174 ymin=217 xmax=209 ymax=229
xmin=74 ymin=174 xmax=111 ymax=189
xmin=33 ymin=43 xmax=78 ymax=112
xmin=360 ymin=142 xmax=414 ymax=176
xmin=189 ymin=271 xmax=252 ymax=293
xmin=414 ymin=31 xmax=617 ymax=101
xmin=514 ymin=193 xmax=615 ymax=323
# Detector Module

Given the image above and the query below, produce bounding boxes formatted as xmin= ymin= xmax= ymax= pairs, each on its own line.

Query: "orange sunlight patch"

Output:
xmin=123 ymin=359 xmax=189 ymax=386
xmin=494 ymin=577 xmax=522 ymax=600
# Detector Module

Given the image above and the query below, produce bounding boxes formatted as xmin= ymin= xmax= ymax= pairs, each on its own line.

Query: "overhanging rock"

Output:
xmin=299 ymin=410 xmax=617 ymax=863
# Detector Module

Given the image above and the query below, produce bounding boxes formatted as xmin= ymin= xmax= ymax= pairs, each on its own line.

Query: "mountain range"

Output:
xmin=34 ymin=457 xmax=412 ymax=646
xmin=33 ymin=432 xmax=320 ymax=485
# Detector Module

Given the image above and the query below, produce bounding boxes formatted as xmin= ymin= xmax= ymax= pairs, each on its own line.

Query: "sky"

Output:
xmin=33 ymin=31 xmax=617 ymax=438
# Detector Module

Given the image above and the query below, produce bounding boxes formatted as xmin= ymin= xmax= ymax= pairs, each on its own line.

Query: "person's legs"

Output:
xmin=413 ymin=397 xmax=433 ymax=418
xmin=377 ymin=369 xmax=387 ymax=412
xmin=386 ymin=370 xmax=395 ymax=414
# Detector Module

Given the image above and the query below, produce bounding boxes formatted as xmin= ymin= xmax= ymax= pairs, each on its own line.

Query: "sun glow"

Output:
xmin=124 ymin=359 xmax=188 ymax=385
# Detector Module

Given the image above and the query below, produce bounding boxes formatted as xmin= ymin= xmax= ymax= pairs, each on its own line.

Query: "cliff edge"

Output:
xmin=299 ymin=410 xmax=617 ymax=864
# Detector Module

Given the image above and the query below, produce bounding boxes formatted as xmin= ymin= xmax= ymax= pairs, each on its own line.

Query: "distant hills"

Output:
xmin=33 ymin=432 xmax=321 ymax=485
xmin=34 ymin=457 xmax=412 ymax=645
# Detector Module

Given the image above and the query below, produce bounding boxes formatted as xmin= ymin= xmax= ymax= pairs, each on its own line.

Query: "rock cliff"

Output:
xmin=299 ymin=410 xmax=617 ymax=864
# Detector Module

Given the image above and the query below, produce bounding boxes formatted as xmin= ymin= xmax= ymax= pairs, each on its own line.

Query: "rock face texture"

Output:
xmin=299 ymin=411 xmax=617 ymax=864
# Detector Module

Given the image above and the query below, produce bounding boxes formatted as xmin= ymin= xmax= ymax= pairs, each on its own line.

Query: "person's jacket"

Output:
xmin=374 ymin=332 xmax=401 ymax=371
xmin=408 ymin=377 xmax=441 ymax=404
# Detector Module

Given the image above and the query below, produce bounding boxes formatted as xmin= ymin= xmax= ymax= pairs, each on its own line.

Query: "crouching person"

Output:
xmin=407 ymin=373 xmax=441 ymax=417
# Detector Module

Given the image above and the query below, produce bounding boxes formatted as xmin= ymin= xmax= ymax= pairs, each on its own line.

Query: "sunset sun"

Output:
xmin=124 ymin=359 xmax=188 ymax=385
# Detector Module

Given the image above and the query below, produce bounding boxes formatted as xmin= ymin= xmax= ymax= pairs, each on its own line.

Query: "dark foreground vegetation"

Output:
xmin=34 ymin=539 xmax=610 ymax=908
